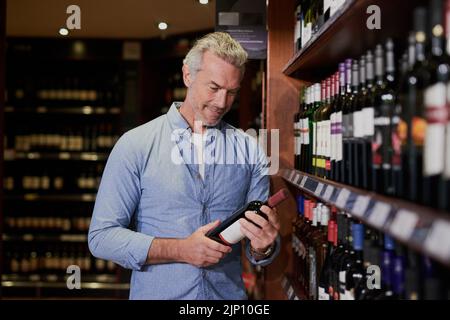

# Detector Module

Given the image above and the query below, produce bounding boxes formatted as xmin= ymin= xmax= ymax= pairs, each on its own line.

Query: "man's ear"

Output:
xmin=182 ymin=64 xmax=192 ymax=87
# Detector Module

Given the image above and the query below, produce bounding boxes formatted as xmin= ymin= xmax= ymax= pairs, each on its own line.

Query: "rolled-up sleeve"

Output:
xmin=88 ymin=132 xmax=154 ymax=271
xmin=244 ymin=137 xmax=280 ymax=266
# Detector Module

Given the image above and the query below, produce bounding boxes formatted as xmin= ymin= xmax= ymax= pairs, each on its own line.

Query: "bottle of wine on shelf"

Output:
xmin=206 ymin=189 xmax=288 ymax=245
xmin=423 ymin=0 xmax=450 ymax=209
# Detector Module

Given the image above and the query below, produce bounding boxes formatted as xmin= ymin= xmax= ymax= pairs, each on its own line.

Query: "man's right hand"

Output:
xmin=179 ymin=220 xmax=232 ymax=268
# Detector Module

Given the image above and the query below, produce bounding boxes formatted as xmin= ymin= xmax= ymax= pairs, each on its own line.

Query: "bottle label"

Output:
xmin=353 ymin=110 xmax=364 ymax=138
xmin=219 ymin=220 xmax=245 ymax=245
xmin=339 ymin=270 xmax=346 ymax=295
xmin=336 ymin=111 xmax=343 ymax=161
xmin=330 ymin=112 xmax=336 ymax=161
xmin=424 ymin=83 xmax=447 ymax=176
xmin=318 ymin=287 xmax=330 ymax=300
xmin=446 ymin=83 xmax=450 ymax=178
xmin=303 ymin=119 xmax=310 ymax=145
xmin=323 ymin=119 xmax=331 ymax=158
xmin=313 ymin=122 xmax=317 ymax=166
xmin=363 ymin=107 xmax=375 ymax=136
xmin=372 ymin=116 xmax=390 ymax=167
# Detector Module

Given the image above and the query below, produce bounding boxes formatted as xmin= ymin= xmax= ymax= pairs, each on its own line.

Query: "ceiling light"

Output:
xmin=158 ymin=22 xmax=168 ymax=30
xmin=199 ymin=0 xmax=209 ymax=4
xmin=59 ymin=28 xmax=69 ymax=36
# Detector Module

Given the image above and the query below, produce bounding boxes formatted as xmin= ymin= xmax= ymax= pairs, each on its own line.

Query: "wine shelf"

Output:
xmin=4 ymin=150 xmax=109 ymax=161
xmin=2 ymin=234 xmax=87 ymax=242
xmin=283 ymin=0 xmax=427 ymax=80
xmin=1 ymin=272 xmax=129 ymax=290
xmin=4 ymin=193 xmax=97 ymax=202
xmin=5 ymin=106 xmax=121 ymax=115
xmin=281 ymin=275 xmax=304 ymax=300
xmin=281 ymin=168 xmax=450 ymax=268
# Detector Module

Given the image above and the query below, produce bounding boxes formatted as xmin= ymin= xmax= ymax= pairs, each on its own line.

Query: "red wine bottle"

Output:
xmin=206 ymin=188 xmax=289 ymax=245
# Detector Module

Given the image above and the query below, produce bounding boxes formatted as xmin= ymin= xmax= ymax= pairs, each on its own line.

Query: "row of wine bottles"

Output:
xmin=6 ymin=75 xmax=123 ymax=108
xmin=5 ymin=123 xmax=119 ymax=153
xmin=294 ymin=0 xmax=450 ymax=211
xmin=3 ymin=164 xmax=104 ymax=193
xmin=3 ymin=244 xmax=116 ymax=275
xmin=4 ymin=216 xmax=91 ymax=233
xmin=293 ymin=0 xmax=346 ymax=52
xmin=292 ymin=193 xmax=450 ymax=300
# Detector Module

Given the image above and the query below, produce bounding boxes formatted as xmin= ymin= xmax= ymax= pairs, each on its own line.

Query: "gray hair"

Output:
xmin=183 ymin=32 xmax=248 ymax=78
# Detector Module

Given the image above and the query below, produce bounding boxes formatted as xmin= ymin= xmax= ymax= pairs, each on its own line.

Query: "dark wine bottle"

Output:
xmin=206 ymin=189 xmax=289 ymax=245
xmin=423 ymin=0 xmax=450 ymax=208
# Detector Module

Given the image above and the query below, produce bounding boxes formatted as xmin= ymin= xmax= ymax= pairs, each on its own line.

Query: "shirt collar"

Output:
xmin=166 ymin=102 xmax=225 ymax=136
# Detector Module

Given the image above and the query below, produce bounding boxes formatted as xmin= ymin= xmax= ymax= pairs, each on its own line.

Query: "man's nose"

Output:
xmin=215 ymin=90 xmax=227 ymax=109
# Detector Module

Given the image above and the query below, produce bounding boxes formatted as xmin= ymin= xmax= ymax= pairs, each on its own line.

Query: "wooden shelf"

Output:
xmin=281 ymin=168 xmax=450 ymax=268
xmin=4 ymin=193 xmax=96 ymax=202
xmin=283 ymin=0 xmax=428 ymax=81
xmin=2 ymin=233 xmax=87 ymax=242
xmin=281 ymin=274 xmax=306 ymax=300
xmin=4 ymin=150 xmax=109 ymax=161
xmin=5 ymin=106 xmax=121 ymax=115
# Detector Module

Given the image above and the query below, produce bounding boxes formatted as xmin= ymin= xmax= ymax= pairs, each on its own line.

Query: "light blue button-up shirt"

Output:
xmin=88 ymin=102 xmax=280 ymax=300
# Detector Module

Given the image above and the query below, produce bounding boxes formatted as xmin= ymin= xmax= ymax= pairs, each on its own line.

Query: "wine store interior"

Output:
xmin=1 ymin=0 xmax=450 ymax=300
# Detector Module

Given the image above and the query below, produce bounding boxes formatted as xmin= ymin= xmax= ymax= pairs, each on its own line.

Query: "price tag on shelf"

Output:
xmin=368 ymin=202 xmax=392 ymax=228
xmin=424 ymin=220 xmax=450 ymax=261
xmin=300 ymin=176 xmax=308 ymax=188
xmin=295 ymin=173 xmax=301 ymax=185
xmin=287 ymin=286 xmax=294 ymax=299
xmin=389 ymin=210 xmax=419 ymax=241
xmin=323 ymin=185 xmax=334 ymax=201
xmin=352 ymin=195 xmax=371 ymax=218
xmin=289 ymin=170 xmax=296 ymax=181
xmin=335 ymin=188 xmax=351 ymax=209
xmin=315 ymin=183 xmax=324 ymax=196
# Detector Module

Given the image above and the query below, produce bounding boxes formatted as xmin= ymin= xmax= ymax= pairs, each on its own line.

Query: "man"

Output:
xmin=88 ymin=32 xmax=280 ymax=300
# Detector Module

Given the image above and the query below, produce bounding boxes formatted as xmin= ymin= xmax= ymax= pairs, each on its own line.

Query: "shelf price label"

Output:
xmin=288 ymin=170 xmax=296 ymax=181
xmin=314 ymin=183 xmax=324 ymax=196
xmin=424 ymin=220 xmax=450 ymax=261
xmin=352 ymin=195 xmax=371 ymax=218
xmin=335 ymin=188 xmax=351 ymax=209
xmin=287 ymin=286 xmax=294 ymax=299
xmin=389 ymin=210 xmax=419 ymax=241
xmin=295 ymin=173 xmax=301 ymax=185
xmin=368 ymin=202 xmax=392 ymax=228
xmin=323 ymin=185 xmax=334 ymax=201
xmin=300 ymin=176 xmax=308 ymax=188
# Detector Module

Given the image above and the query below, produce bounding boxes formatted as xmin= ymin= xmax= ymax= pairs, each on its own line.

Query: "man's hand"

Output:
xmin=239 ymin=205 xmax=280 ymax=255
xmin=179 ymin=220 xmax=232 ymax=268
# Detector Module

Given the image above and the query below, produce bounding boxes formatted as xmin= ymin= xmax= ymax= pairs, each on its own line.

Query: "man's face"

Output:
xmin=183 ymin=51 xmax=242 ymax=126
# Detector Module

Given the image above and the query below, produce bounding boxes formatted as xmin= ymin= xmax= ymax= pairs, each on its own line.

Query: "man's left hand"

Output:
xmin=239 ymin=205 xmax=280 ymax=255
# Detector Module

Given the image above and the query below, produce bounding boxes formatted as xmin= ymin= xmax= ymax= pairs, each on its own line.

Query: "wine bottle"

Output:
xmin=342 ymin=59 xmax=356 ymax=185
xmin=318 ymin=219 xmax=335 ymax=300
xmin=335 ymin=63 xmax=345 ymax=183
xmin=444 ymin=0 xmax=450 ymax=211
xmin=423 ymin=0 xmax=450 ymax=208
xmin=206 ymin=188 xmax=289 ymax=245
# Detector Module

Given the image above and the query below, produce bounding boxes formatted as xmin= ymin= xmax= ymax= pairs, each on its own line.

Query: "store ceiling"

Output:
xmin=6 ymin=0 xmax=215 ymax=38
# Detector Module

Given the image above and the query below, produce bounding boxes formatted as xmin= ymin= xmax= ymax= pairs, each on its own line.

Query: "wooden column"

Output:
xmin=264 ymin=0 xmax=303 ymax=299
xmin=0 ymin=0 xmax=6 ymax=297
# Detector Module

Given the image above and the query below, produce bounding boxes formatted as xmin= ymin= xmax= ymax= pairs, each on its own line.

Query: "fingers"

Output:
xmin=259 ymin=206 xmax=281 ymax=230
xmin=199 ymin=219 xmax=221 ymax=234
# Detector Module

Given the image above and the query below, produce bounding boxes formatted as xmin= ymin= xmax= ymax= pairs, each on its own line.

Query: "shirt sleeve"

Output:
xmin=245 ymin=234 xmax=281 ymax=267
xmin=88 ymin=132 xmax=154 ymax=271
xmin=243 ymin=136 xmax=280 ymax=266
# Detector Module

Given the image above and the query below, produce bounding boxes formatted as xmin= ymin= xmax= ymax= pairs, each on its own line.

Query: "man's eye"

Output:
xmin=209 ymin=87 xmax=219 ymax=92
